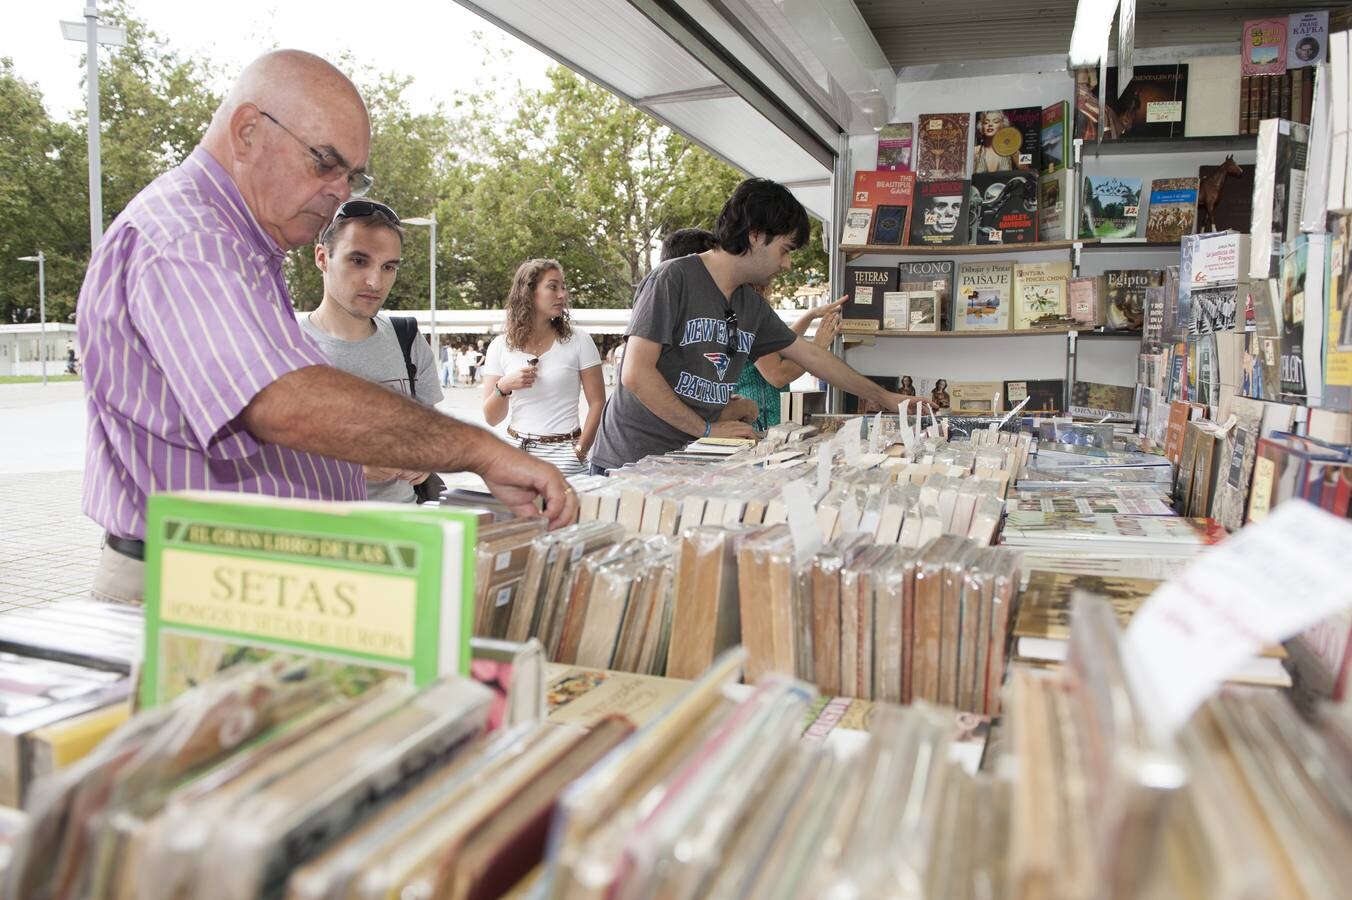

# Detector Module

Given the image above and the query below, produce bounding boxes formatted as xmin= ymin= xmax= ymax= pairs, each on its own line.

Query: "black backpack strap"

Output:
xmin=391 ymin=316 xmax=420 ymax=401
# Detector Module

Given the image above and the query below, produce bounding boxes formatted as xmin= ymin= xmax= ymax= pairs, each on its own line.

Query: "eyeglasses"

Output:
xmin=259 ymin=110 xmax=374 ymax=197
xmin=333 ymin=199 xmax=400 ymax=224
xmin=724 ymin=306 xmax=739 ymax=357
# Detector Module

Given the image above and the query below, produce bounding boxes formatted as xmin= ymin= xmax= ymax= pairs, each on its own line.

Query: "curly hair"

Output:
xmin=713 ymin=178 xmax=810 ymax=256
xmin=504 ymin=258 xmax=572 ymax=351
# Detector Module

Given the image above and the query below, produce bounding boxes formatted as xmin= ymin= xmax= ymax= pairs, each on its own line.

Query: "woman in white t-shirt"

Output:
xmin=482 ymin=258 xmax=603 ymax=476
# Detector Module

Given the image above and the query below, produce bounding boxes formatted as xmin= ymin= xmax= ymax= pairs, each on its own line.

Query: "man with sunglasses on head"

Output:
xmin=77 ymin=50 xmax=576 ymax=606
xmin=300 ymin=200 xmax=442 ymax=502
xmin=589 ymin=178 xmax=920 ymax=474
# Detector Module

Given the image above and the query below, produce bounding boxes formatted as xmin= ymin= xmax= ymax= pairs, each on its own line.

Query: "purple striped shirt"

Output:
xmin=79 ymin=147 xmax=364 ymax=540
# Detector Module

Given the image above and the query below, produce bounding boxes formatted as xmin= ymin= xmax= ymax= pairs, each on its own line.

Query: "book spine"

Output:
xmin=1297 ymin=64 xmax=1308 ymax=123
xmin=1251 ymin=75 xmax=1263 ymax=129
xmin=1268 ymin=74 xmax=1280 ymax=122
xmin=1239 ymin=76 xmax=1250 ymax=134
xmin=1280 ymin=71 xmax=1291 ymax=121
xmin=1291 ymin=69 xmax=1303 ymax=127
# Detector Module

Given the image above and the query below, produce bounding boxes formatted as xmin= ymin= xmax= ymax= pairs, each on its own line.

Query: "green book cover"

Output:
xmin=141 ymin=492 xmax=478 ymax=707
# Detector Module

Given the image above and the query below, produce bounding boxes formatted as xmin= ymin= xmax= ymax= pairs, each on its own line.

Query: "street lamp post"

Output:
xmin=403 ymin=214 xmax=437 ymax=351
xmin=60 ymin=3 xmax=127 ymax=250
xmin=17 ymin=252 xmax=48 ymax=386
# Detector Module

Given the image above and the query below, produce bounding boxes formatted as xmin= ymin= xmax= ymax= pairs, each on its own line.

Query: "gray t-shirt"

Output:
xmin=592 ymin=255 xmax=797 ymax=470
xmin=299 ymin=313 xmax=444 ymax=502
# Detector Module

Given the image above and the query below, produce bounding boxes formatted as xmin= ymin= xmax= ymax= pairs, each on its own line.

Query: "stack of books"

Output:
xmin=736 ymin=531 xmax=1019 ymax=712
xmin=0 ymin=602 xmax=140 ymax=807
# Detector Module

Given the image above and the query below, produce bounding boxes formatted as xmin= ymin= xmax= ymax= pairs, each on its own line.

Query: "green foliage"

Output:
xmin=0 ymin=59 xmax=87 ymax=323
xmin=2 ymin=7 xmax=828 ymax=325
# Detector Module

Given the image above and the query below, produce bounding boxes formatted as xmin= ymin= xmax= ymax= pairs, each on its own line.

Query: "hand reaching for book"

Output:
xmin=812 ymin=310 xmax=842 ymax=347
xmin=721 ymin=395 xmax=759 ymax=425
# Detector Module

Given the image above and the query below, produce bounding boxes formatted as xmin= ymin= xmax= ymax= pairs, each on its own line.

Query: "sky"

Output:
xmin=1 ymin=0 xmax=557 ymax=121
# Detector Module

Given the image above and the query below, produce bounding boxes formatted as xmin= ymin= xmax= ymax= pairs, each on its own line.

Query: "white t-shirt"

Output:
xmin=483 ymin=327 xmax=602 ymax=435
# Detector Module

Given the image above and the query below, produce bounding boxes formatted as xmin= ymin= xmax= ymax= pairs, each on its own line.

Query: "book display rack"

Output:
xmin=4 ymin=9 xmax=1352 ymax=900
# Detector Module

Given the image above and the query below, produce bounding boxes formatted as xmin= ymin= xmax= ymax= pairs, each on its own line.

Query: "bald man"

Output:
xmin=78 ymin=50 xmax=576 ymax=606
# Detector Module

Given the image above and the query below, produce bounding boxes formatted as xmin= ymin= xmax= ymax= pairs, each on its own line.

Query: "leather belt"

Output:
xmin=507 ymin=427 xmax=581 ymax=449
xmin=105 ymin=533 xmax=146 ymax=561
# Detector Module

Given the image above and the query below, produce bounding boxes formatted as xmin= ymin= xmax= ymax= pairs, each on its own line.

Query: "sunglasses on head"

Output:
xmin=334 ymin=199 xmax=400 ymax=224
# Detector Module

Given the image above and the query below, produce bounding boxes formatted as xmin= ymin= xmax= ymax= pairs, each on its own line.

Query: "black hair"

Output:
xmin=713 ymin=178 xmax=810 ymax=256
xmin=659 ymin=228 xmax=717 ymax=263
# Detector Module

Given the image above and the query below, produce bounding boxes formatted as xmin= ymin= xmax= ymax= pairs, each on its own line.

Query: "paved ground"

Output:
xmin=0 ymin=378 xmax=538 ymax=609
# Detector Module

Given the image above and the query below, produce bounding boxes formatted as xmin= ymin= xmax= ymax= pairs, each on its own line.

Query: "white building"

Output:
xmin=0 ymin=324 xmax=77 ymax=377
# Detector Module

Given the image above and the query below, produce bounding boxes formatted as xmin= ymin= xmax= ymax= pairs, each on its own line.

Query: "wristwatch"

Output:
xmin=495 ymin=384 xmax=512 ymax=398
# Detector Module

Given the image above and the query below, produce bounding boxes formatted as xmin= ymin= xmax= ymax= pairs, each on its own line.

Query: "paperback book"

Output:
xmin=1039 ymin=170 xmax=1073 ymax=241
xmin=1070 ymin=380 xmax=1138 ymax=422
xmin=916 ymin=112 xmax=970 ymax=179
xmin=1041 ymin=101 xmax=1069 ymax=173
xmin=1242 ymin=18 xmax=1289 ymax=76
xmin=842 ymin=265 xmax=896 ymax=332
xmin=910 ymin=179 xmax=972 ymax=246
xmin=1145 ymin=178 xmax=1199 ymax=242
xmin=1067 ymin=276 xmax=1104 ymax=327
xmin=840 ymin=207 xmax=872 ymax=245
xmin=876 ymin=122 xmax=914 ymax=171
xmin=905 ymin=291 xmax=939 ymax=331
xmin=972 ymin=106 xmax=1041 ymax=174
xmin=141 ymin=493 xmax=477 ymax=707
xmin=971 ymin=171 xmax=1040 ymax=244
xmin=1287 ymin=11 xmax=1328 ymax=68
xmin=897 ymin=260 xmax=956 ymax=331
xmin=1074 ymin=65 xmax=1189 ymax=140
xmin=849 ymin=171 xmax=917 ymax=246
xmin=956 ymin=262 xmax=1014 ymax=330
xmin=1104 ymin=269 xmax=1163 ymax=332
xmin=1080 ymin=176 xmax=1143 ymax=239
xmin=1012 ymin=261 xmax=1071 ymax=329
xmin=1003 ymin=379 xmax=1064 ymax=414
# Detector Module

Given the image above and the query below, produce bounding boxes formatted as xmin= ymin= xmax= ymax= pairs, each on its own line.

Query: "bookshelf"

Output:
xmin=855 ymin=328 xmax=1140 ymax=340
xmin=842 ymin=238 xmax=1090 ymax=261
xmin=1078 ymin=134 xmax=1259 ymax=158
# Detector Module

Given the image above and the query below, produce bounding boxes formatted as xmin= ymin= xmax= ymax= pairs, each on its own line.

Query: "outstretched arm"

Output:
xmin=241 ymin=365 xmax=577 ymax=527
xmin=778 ymin=338 xmax=919 ymax=413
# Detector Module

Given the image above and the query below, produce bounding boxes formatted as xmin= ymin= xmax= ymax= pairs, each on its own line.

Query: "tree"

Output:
xmin=0 ymin=59 xmax=87 ymax=323
xmin=97 ymin=2 xmax=222 ymax=224
xmin=286 ymin=66 xmax=458 ymax=312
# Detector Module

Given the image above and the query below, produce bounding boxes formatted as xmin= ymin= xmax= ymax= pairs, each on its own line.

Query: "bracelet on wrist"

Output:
xmin=495 ymin=384 xmax=512 ymax=398
xmin=703 ymin=419 xmax=712 ymax=438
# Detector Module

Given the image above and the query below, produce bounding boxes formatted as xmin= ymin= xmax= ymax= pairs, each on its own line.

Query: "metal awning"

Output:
xmin=453 ymin=0 xmax=901 ymax=223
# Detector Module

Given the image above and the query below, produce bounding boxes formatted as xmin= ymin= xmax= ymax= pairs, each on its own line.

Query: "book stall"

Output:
xmin=5 ymin=10 xmax=1352 ymax=900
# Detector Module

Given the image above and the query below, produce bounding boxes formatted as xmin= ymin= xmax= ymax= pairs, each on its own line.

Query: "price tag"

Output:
xmin=494 ymin=551 xmax=513 ymax=572
xmin=494 ymin=585 xmax=514 ymax=608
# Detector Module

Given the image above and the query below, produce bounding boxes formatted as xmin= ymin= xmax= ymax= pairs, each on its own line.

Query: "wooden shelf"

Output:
xmin=1080 ymin=134 xmax=1258 ymax=157
xmin=842 ymin=239 xmax=1092 ymax=260
xmin=845 ymin=327 xmax=1143 ymax=340
xmin=1082 ymin=240 xmax=1181 ymax=251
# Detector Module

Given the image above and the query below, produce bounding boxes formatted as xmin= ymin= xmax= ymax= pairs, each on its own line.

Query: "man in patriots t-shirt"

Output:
xmin=590 ymin=178 xmax=919 ymax=473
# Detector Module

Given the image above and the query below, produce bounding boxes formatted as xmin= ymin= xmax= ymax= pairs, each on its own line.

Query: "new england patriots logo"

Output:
xmin=703 ymin=352 xmax=731 ymax=381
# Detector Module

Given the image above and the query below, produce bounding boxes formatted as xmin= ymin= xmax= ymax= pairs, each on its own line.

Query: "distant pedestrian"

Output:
xmin=483 ymin=259 xmax=603 ymax=476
